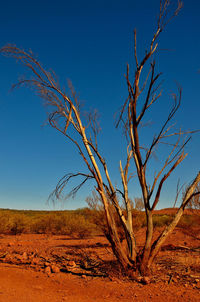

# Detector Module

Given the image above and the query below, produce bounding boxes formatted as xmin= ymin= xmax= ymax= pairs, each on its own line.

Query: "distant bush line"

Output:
xmin=0 ymin=208 xmax=199 ymax=238
xmin=0 ymin=208 xmax=97 ymax=238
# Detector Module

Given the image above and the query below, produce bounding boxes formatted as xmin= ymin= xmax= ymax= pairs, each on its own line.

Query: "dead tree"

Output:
xmin=1 ymin=0 xmax=199 ymax=277
xmin=116 ymin=0 xmax=200 ymax=273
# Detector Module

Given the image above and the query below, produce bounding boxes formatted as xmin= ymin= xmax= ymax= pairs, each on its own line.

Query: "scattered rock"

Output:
xmin=51 ymin=265 xmax=60 ymax=273
xmin=81 ymin=275 xmax=87 ymax=279
xmin=16 ymin=254 xmax=23 ymax=261
xmin=135 ymin=276 xmax=142 ymax=283
xmin=22 ymin=252 xmax=28 ymax=260
xmin=67 ymin=261 xmax=76 ymax=267
xmin=32 ymin=257 xmax=40 ymax=265
xmin=44 ymin=266 xmax=51 ymax=275
xmin=2 ymin=253 xmax=11 ymax=262
xmin=7 ymin=242 xmax=14 ymax=247
xmin=141 ymin=276 xmax=151 ymax=285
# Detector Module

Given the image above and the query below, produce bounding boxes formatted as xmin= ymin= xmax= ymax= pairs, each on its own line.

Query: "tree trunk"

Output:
xmin=147 ymin=172 xmax=200 ymax=269
xmin=126 ymin=231 xmax=137 ymax=262
xmin=105 ymin=210 xmax=132 ymax=269
xmin=99 ymin=189 xmax=131 ymax=269
xmin=139 ymin=209 xmax=153 ymax=275
xmin=147 ymin=206 xmax=184 ymax=268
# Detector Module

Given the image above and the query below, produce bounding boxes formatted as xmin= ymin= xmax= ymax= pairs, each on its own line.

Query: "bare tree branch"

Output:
xmin=49 ymin=172 xmax=94 ymax=202
xmin=143 ymin=88 xmax=182 ymax=167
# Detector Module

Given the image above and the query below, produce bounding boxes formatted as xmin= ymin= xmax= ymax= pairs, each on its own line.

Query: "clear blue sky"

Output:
xmin=0 ymin=0 xmax=199 ymax=210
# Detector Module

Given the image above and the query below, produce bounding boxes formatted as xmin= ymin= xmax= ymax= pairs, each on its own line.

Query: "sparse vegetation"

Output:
xmin=0 ymin=209 xmax=98 ymax=238
xmin=178 ymin=213 xmax=200 ymax=230
xmin=0 ymin=208 xmax=199 ymax=238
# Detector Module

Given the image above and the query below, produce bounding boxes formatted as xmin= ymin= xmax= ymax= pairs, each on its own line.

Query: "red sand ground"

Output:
xmin=0 ymin=213 xmax=199 ymax=301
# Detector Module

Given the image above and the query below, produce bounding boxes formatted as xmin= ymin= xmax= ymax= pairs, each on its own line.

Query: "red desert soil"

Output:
xmin=0 ymin=225 xmax=199 ymax=301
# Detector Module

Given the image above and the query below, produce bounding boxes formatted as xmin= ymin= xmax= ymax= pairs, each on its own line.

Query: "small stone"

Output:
xmin=44 ymin=266 xmax=51 ymax=275
xmin=5 ymin=253 xmax=11 ymax=260
xmin=22 ymin=252 xmax=28 ymax=260
xmin=32 ymin=257 xmax=40 ymax=264
xmin=17 ymin=254 xmax=23 ymax=261
xmin=136 ymin=276 xmax=142 ymax=282
xmin=51 ymin=265 xmax=60 ymax=273
xmin=81 ymin=275 xmax=87 ymax=279
xmin=141 ymin=276 xmax=150 ymax=285
xmin=7 ymin=242 xmax=14 ymax=247
xmin=33 ymin=286 xmax=43 ymax=290
xmin=67 ymin=261 xmax=76 ymax=267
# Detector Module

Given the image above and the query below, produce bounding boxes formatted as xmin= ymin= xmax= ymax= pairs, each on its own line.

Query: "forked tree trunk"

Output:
xmin=105 ymin=219 xmax=131 ymax=269
xmin=99 ymin=189 xmax=132 ymax=269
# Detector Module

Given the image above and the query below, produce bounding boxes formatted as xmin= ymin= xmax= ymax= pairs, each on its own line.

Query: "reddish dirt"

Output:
xmin=0 ymin=227 xmax=199 ymax=301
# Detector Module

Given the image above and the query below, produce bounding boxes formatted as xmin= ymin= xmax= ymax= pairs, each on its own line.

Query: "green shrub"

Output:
xmin=153 ymin=215 xmax=173 ymax=228
xmin=8 ymin=214 xmax=30 ymax=234
xmin=63 ymin=214 xmax=94 ymax=238
xmin=30 ymin=213 xmax=66 ymax=234
xmin=0 ymin=209 xmax=199 ymax=238
xmin=0 ymin=212 xmax=10 ymax=234
xmin=29 ymin=212 xmax=95 ymax=238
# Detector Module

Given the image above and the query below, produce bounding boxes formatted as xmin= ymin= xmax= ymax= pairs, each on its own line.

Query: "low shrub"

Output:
xmin=29 ymin=212 xmax=95 ymax=238
xmin=178 ymin=214 xmax=200 ymax=229
xmin=0 ymin=212 xmax=10 ymax=233
xmin=30 ymin=214 xmax=64 ymax=234
xmin=8 ymin=214 xmax=30 ymax=234
xmin=153 ymin=215 xmax=173 ymax=228
xmin=0 ymin=208 xmax=199 ymax=237
xmin=63 ymin=214 xmax=95 ymax=238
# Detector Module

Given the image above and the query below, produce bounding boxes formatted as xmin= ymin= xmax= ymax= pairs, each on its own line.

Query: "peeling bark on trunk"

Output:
xmin=99 ymin=190 xmax=132 ymax=269
xmin=126 ymin=232 xmax=137 ymax=262
xmin=139 ymin=210 xmax=153 ymax=275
